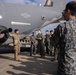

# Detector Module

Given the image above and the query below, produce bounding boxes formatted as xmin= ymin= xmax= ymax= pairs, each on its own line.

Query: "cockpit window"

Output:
xmin=0 ymin=0 xmax=47 ymax=6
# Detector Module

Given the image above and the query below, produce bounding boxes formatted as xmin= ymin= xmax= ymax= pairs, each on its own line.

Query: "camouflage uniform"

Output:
xmin=56 ymin=18 xmax=76 ymax=75
xmin=9 ymin=33 xmax=21 ymax=61
xmin=45 ymin=34 xmax=50 ymax=54
xmin=30 ymin=34 xmax=36 ymax=56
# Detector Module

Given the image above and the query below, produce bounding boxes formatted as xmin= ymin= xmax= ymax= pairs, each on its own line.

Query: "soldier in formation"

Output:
xmin=45 ymin=30 xmax=50 ymax=54
xmin=30 ymin=32 xmax=36 ymax=56
xmin=36 ymin=29 xmax=45 ymax=58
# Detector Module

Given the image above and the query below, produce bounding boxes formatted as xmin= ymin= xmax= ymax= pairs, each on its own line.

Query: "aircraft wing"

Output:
xmin=40 ymin=16 xmax=62 ymax=29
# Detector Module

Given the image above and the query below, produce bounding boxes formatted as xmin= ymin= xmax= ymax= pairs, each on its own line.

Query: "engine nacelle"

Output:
xmin=0 ymin=26 xmax=12 ymax=44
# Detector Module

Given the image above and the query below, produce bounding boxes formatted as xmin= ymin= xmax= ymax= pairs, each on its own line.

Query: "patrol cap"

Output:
xmin=64 ymin=1 xmax=76 ymax=15
xmin=46 ymin=30 xmax=49 ymax=32
xmin=38 ymin=29 xmax=41 ymax=31
xmin=32 ymin=31 xmax=34 ymax=33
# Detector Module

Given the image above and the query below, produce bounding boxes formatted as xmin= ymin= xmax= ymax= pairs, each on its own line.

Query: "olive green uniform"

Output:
xmin=9 ymin=33 xmax=21 ymax=61
xmin=36 ymin=33 xmax=45 ymax=57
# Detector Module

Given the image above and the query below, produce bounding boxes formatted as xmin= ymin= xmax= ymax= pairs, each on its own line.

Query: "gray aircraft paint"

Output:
xmin=0 ymin=0 xmax=66 ymax=45
xmin=0 ymin=0 xmax=66 ymax=34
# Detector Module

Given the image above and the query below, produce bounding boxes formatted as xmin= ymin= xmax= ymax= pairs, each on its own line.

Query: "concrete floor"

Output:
xmin=0 ymin=49 xmax=57 ymax=75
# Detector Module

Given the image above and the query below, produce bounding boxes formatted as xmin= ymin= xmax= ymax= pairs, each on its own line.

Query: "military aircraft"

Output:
xmin=0 ymin=0 xmax=66 ymax=45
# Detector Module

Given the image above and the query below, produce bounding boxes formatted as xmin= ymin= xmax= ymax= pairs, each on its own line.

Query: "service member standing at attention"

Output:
xmin=55 ymin=1 xmax=76 ymax=75
xmin=36 ymin=29 xmax=45 ymax=58
xmin=45 ymin=30 xmax=50 ymax=55
xmin=49 ymin=30 xmax=54 ymax=56
xmin=9 ymin=29 xmax=21 ymax=61
xmin=30 ymin=32 xmax=36 ymax=56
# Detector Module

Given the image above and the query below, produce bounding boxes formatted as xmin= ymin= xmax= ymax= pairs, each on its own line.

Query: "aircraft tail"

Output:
xmin=44 ymin=0 xmax=66 ymax=12
xmin=44 ymin=0 xmax=53 ymax=7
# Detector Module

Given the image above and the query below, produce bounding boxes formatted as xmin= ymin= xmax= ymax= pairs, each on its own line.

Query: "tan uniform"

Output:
xmin=9 ymin=33 xmax=21 ymax=61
